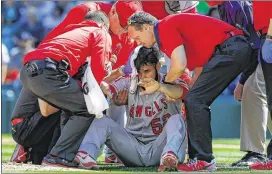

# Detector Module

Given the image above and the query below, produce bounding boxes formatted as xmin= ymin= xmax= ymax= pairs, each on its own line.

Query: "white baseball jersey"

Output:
xmin=109 ymin=73 xmax=189 ymax=144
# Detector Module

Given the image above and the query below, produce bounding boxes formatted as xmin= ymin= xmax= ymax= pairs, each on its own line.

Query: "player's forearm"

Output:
xmin=165 ymin=68 xmax=184 ymax=83
xmin=268 ymin=19 xmax=272 ymax=37
xmin=165 ymin=45 xmax=187 ymax=82
xmin=158 ymin=83 xmax=183 ymax=99
xmin=103 ymin=68 xmax=123 ymax=84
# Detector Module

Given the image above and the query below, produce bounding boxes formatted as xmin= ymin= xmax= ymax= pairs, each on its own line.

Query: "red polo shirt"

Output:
xmin=253 ymin=1 xmax=272 ymax=35
xmin=42 ymin=2 xmax=112 ymax=42
xmin=156 ymin=14 xmax=243 ymax=70
xmin=42 ymin=2 xmax=135 ymax=70
xmin=141 ymin=1 xmax=169 ymax=20
xmin=24 ymin=20 xmax=112 ymax=84
xmin=111 ymin=32 xmax=137 ymax=69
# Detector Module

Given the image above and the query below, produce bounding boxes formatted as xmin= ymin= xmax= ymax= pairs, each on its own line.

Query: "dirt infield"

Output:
xmin=2 ymin=162 xmax=90 ymax=173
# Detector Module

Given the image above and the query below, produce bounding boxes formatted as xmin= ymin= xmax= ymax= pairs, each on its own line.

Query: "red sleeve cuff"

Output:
xmin=109 ymin=84 xmax=118 ymax=96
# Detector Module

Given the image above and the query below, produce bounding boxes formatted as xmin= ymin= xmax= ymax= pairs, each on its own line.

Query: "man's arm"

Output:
xmin=158 ymin=83 xmax=183 ymax=99
xmin=262 ymin=18 xmax=272 ymax=63
xmin=101 ymin=75 xmax=131 ymax=98
xmin=138 ymin=78 xmax=184 ymax=99
xmin=160 ymin=69 xmax=191 ymax=99
xmin=89 ymin=29 xmax=112 ymax=84
xmin=269 ymin=19 xmax=272 ymax=36
xmin=139 ymin=69 xmax=191 ymax=99
xmin=102 ymin=54 xmax=133 ymax=84
xmin=103 ymin=67 xmax=124 ymax=84
xmin=164 ymin=45 xmax=187 ymax=82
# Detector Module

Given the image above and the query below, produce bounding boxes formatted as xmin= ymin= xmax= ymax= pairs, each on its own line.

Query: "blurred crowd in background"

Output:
xmin=1 ymin=1 xmax=236 ymax=99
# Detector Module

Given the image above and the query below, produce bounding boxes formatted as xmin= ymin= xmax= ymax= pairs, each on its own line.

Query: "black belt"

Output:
xmin=26 ymin=58 xmax=70 ymax=78
xmin=45 ymin=58 xmax=70 ymax=71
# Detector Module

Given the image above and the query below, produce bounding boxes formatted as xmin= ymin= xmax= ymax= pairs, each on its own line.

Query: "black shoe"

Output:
xmin=231 ymin=152 xmax=266 ymax=167
xmin=42 ymin=154 xmax=78 ymax=168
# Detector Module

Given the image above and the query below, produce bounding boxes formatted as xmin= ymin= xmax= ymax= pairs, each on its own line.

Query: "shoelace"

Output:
xmin=241 ymin=153 xmax=253 ymax=161
xmin=263 ymin=158 xmax=272 ymax=164
xmin=18 ymin=152 xmax=27 ymax=160
xmin=187 ymin=158 xmax=198 ymax=165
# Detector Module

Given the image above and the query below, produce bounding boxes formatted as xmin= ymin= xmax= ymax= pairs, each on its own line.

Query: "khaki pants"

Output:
xmin=240 ymin=64 xmax=272 ymax=154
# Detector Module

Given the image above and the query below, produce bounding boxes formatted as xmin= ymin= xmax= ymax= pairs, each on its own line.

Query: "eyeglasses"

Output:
xmin=127 ymin=19 xmax=138 ymax=25
xmin=127 ymin=19 xmax=153 ymax=26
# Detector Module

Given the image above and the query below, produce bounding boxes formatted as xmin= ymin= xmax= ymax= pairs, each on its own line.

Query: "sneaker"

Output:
xmin=177 ymin=158 xmax=216 ymax=172
xmin=10 ymin=144 xmax=30 ymax=163
xmin=232 ymin=152 xmax=266 ymax=167
xmin=42 ymin=154 xmax=78 ymax=168
xmin=74 ymin=151 xmax=99 ymax=170
xmin=105 ymin=155 xmax=122 ymax=164
xmin=158 ymin=152 xmax=178 ymax=172
xmin=250 ymin=158 xmax=272 ymax=170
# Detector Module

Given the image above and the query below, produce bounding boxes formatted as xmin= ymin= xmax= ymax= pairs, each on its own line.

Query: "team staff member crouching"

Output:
xmin=19 ymin=11 xmax=112 ymax=167
xmin=74 ymin=46 xmax=190 ymax=172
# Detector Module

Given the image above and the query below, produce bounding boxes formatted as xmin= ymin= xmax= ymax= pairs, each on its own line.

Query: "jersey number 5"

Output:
xmin=151 ymin=113 xmax=171 ymax=134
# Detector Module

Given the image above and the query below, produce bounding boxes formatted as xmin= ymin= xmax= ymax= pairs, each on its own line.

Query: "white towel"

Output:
xmin=129 ymin=45 xmax=143 ymax=93
xmin=82 ymin=57 xmax=109 ymax=118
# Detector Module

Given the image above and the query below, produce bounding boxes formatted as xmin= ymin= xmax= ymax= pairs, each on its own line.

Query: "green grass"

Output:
xmin=2 ymin=134 xmax=271 ymax=173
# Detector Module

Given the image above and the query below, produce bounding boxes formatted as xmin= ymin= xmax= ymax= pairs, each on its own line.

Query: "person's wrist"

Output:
xmin=158 ymin=83 xmax=163 ymax=93
xmin=266 ymin=34 xmax=272 ymax=40
xmin=100 ymin=81 xmax=109 ymax=88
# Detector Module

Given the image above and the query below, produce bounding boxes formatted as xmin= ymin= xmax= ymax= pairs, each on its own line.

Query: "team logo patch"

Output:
xmin=83 ymin=82 xmax=89 ymax=95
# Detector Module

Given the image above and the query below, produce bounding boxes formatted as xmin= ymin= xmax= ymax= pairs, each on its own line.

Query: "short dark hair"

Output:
xmin=134 ymin=46 xmax=160 ymax=72
xmin=127 ymin=11 xmax=157 ymax=31
xmin=85 ymin=10 xmax=109 ymax=30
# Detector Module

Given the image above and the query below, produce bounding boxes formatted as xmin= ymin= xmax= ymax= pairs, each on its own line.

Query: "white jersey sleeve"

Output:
xmin=109 ymin=75 xmax=131 ymax=96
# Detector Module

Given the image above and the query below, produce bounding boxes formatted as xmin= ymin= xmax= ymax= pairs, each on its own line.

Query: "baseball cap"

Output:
xmin=115 ymin=1 xmax=143 ymax=27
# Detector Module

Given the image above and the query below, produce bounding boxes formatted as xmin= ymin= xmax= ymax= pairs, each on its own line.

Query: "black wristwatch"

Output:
xmin=162 ymin=76 xmax=175 ymax=85
xmin=266 ymin=35 xmax=272 ymax=39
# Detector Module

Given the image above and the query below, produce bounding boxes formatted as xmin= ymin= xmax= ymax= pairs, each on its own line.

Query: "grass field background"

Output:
xmin=1 ymin=134 xmax=270 ymax=173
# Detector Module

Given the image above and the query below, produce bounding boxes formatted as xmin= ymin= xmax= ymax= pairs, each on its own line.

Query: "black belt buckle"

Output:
xmin=27 ymin=61 xmax=43 ymax=77
xmin=59 ymin=59 xmax=70 ymax=70
xmin=45 ymin=58 xmax=57 ymax=70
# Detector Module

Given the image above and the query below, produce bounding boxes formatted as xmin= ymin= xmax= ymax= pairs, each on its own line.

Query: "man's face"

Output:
xmin=127 ymin=25 xmax=155 ymax=48
xmin=108 ymin=7 xmax=124 ymax=36
xmin=138 ymin=64 xmax=158 ymax=81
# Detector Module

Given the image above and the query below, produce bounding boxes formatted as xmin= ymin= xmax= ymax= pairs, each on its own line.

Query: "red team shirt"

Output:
xmin=24 ymin=20 xmax=112 ymax=84
xmin=42 ymin=2 xmax=136 ymax=71
xmin=25 ymin=2 xmax=138 ymax=83
xmin=155 ymin=14 xmax=243 ymax=70
xmin=111 ymin=32 xmax=137 ymax=69
xmin=141 ymin=1 xmax=170 ymax=20
xmin=252 ymin=1 xmax=272 ymax=35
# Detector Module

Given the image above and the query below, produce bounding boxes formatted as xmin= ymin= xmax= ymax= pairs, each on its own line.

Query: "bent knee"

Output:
xmin=40 ymin=109 xmax=54 ymax=117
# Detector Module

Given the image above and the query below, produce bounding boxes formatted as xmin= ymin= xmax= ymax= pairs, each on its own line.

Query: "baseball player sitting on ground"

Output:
xmin=73 ymin=46 xmax=191 ymax=172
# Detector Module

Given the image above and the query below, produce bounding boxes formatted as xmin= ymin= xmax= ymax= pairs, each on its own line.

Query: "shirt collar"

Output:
xmin=153 ymin=21 xmax=162 ymax=49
